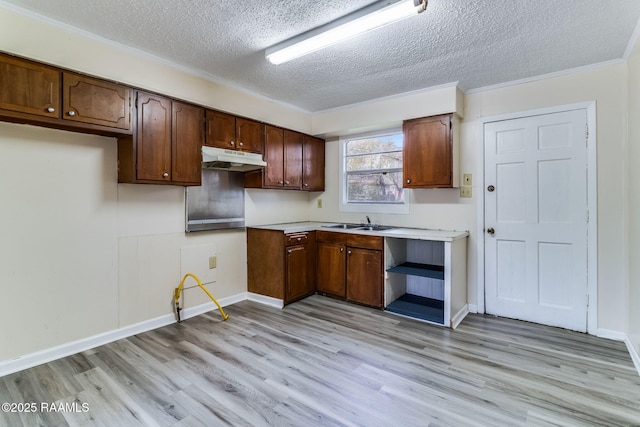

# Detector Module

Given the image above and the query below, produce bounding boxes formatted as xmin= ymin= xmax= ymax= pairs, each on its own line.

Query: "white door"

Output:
xmin=484 ymin=109 xmax=588 ymax=332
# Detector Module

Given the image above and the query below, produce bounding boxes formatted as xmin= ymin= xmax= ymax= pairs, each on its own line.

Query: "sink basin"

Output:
xmin=356 ymin=225 xmax=396 ymax=231
xmin=322 ymin=223 xmax=363 ymax=229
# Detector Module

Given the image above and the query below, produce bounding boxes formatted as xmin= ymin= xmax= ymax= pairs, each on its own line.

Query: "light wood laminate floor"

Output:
xmin=1 ymin=295 xmax=639 ymax=426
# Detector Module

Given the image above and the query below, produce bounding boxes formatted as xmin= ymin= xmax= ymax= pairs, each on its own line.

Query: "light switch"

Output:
xmin=317 ymin=198 xmax=323 ymax=208
xmin=209 ymin=256 xmax=217 ymax=269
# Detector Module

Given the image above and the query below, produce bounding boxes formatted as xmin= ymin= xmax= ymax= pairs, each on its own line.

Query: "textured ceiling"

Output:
xmin=3 ymin=0 xmax=640 ymax=112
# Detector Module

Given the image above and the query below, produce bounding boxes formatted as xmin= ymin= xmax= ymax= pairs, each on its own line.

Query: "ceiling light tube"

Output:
xmin=266 ymin=0 xmax=427 ymax=65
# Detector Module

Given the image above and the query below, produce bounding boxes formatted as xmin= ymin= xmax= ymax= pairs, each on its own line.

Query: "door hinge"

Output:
xmin=586 ymin=210 xmax=589 ymax=223
xmin=585 ymin=125 xmax=589 ymax=143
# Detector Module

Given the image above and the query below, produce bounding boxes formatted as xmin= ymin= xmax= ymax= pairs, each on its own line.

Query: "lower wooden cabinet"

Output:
xmin=316 ymin=231 xmax=384 ymax=308
xmin=247 ymin=228 xmax=316 ymax=304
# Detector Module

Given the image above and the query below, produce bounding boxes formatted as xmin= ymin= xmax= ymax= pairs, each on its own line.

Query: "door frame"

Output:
xmin=476 ymin=102 xmax=598 ymax=334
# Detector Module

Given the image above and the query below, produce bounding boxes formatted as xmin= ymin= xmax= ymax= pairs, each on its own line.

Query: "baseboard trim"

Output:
xmin=247 ymin=292 xmax=284 ymax=309
xmin=624 ymin=336 xmax=640 ymax=377
xmin=467 ymin=304 xmax=479 ymax=314
xmin=451 ymin=305 xmax=469 ymax=329
xmin=0 ymin=292 xmax=245 ymax=378
xmin=596 ymin=328 xmax=627 ymax=341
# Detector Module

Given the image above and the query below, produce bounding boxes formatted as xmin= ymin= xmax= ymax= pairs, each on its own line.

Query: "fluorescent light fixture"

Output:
xmin=266 ymin=0 xmax=427 ymax=65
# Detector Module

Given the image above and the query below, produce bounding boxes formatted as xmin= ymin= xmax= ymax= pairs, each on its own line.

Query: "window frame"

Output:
xmin=338 ymin=128 xmax=410 ymax=215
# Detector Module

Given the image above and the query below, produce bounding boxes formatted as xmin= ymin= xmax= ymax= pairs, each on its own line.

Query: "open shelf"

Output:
xmin=386 ymin=262 xmax=444 ymax=280
xmin=386 ymin=294 xmax=444 ymax=324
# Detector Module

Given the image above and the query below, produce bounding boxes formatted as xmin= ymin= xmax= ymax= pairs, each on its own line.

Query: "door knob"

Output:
xmin=487 ymin=227 xmax=495 ymax=235
xmin=487 ymin=185 xmax=495 ymax=192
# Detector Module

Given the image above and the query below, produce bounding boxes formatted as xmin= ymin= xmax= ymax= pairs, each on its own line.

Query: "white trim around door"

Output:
xmin=476 ymin=102 xmax=598 ymax=335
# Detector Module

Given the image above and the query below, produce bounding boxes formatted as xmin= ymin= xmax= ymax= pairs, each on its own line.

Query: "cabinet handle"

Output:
xmin=230 ymin=141 xmax=235 ymax=146
xmin=340 ymin=248 xmax=344 ymax=252
xmin=303 ymin=183 xmax=308 ymax=187
xmin=284 ymin=180 xmax=290 ymax=185
xmin=297 ymin=237 xmax=301 ymax=241
xmin=279 ymin=180 xmax=284 ymax=184
xmin=347 ymin=250 xmax=352 ymax=255
xmin=67 ymin=111 xmax=76 ymax=116
xmin=239 ymin=142 xmax=244 ymax=146
xmin=163 ymin=172 xmax=169 ymax=178
xmin=46 ymin=107 xmax=55 ymax=113
xmin=287 ymin=249 xmax=292 ymax=254
xmin=406 ymin=179 xmax=411 ymax=184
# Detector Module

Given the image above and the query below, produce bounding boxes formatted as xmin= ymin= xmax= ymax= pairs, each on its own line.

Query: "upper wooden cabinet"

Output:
xmin=403 ymin=113 xmax=459 ymax=188
xmin=0 ymin=53 xmax=60 ymax=118
xmin=205 ymin=110 xmax=264 ymax=154
xmin=245 ymin=129 xmax=325 ymax=191
xmin=0 ymin=53 xmax=132 ymax=135
xmin=302 ymin=135 xmax=325 ymax=191
xmin=118 ymin=91 xmax=202 ymax=186
xmin=63 ymin=72 xmax=131 ymax=131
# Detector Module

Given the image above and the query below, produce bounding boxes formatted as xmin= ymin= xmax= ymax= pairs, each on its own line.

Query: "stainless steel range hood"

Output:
xmin=202 ymin=146 xmax=266 ymax=172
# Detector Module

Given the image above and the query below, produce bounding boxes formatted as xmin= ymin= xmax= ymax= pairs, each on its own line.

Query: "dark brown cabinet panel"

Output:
xmin=316 ymin=242 xmax=346 ymax=298
xmin=263 ymin=125 xmax=285 ymax=187
xmin=0 ymin=54 xmax=59 ymax=118
xmin=135 ymin=92 xmax=172 ymax=182
xmin=63 ymin=72 xmax=131 ymax=131
xmin=0 ymin=53 xmax=132 ymax=136
xmin=403 ymin=114 xmax=454 ymax=188
xmin=247 ymin=228 xmax=316 ymax=304
xmin=283 ymin=130 xmax=303 ymax=189
xmin=118 ymin=91 xmax=202 ymax=186
xmin=316 ymin=231 xmax=383 ymax=308
xmin=172 ymin=101 xmax=203 ymax=185
xmin=236 ymin=117 xmax=264 ymax=154
xmin=205 ymin=110 xmax=236 ymax=150
xmin=346 ymin=247 xmax=383 ymax=308
xmin=205 ymin=110 xmax=264 ymax=154
xmin=302 ymin=135 xmax=325 ymax=191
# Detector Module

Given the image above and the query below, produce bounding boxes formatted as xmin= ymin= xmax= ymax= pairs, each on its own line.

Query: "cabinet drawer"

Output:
xmin=347 ymin=234 xmax=383 ymax=250
xmin=285 ymin=232 xmax=308 ymax=246
xmin=316 ymin=230 xmax=348 ymax=244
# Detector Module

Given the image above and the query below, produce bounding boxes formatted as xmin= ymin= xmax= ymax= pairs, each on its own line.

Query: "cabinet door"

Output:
xmin=63 ymin=72 xmax=132 ymax=131
xmin=236 ymin=117 xmax=264 ymax=154
xmin=286 ymin=244 xmax=312 ymax=303
xmin=0 ymin=54 xmax=60 ymax=118
xmin=136 ymin=92 xmax=172 ymax=182
xmin=263 ymin=125 xmax=284 ymax=187
xmin=347 ymin=247 xmax=383 ymax=308
xmin=302 ymin=135 xmax=325 ymax=191
xmin=317 ymin=242 xmax=346 ymax=298
xmin=403 ymin=114 xmax=452 ymax=188
xmin=172 ymin=101 xmax=203 ymax=185
xmin=283 ymin=129 xmax=303 ymax=189
xmin=205 ymin=110 xmax=236 ymax=149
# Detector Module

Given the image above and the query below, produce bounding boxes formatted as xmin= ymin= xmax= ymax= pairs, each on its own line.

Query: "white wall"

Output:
xmin=0 ymin=6 xmax=311 ymax=362
xmin=627 ymin=37 xmax=640 ymax=356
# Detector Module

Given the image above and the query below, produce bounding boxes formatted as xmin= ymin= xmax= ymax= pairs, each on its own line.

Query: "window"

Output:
xmin=339 ymin=129 xmax=409 ymax=214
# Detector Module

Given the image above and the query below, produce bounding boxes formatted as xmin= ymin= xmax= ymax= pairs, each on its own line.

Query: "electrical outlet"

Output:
xmin=463 ymin=174 xmax=472 ymax=186
xmin=460 ymin=187 xmax=472 ymax=198
xmin=209 ymin=256 xmax=217 ymax=269
xmin=317 ymin=198 xmax=323 ymax=208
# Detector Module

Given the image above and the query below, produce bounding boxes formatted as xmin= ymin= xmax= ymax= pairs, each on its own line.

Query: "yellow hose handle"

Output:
xmin=174 ymin=273 xmax=229 ymax=322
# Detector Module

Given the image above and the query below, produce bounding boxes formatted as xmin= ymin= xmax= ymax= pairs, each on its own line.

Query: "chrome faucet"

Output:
xmin=366 ymin=216 xmax=371 ymax=225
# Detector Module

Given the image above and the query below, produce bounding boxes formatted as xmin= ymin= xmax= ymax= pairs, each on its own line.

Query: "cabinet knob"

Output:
xmin=239 ymin=142 xmax=244 ymax=146
xmin=46 ymin=107 xmax=55 ymax=113
xmin=284 ymin=180 xmax=290 ymax=185
xmin=340 ymin=248 xmax=344 ymax=252
xmin=163 ymin=172 xmax=169 ymax=178
xmin=287 ymin=249 xmax=292 ymax=254
xmin=348 ymin=250 xmax=352 ymax=255
xmin=304 ymin=183 xmax=308 ymax=187
xmin=279 ymin=180 xmax=284 ymax=184
xmin=406 ymin=179 xmax=411 ymax=184
xmin=230 ymin=141 xmax=235 ymax=146
xmin=67 ymin=111 xmax=76 ymax=116
xmin=297 ymin=237 xmax=301 ymax=241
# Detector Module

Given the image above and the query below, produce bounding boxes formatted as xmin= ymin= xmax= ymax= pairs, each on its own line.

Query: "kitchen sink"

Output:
xmin=356 ymin=225 xmax=396 ymax=231
xmin=322 ymin=223 xmax=363 ymax=229
xmin=322 ymin=223 xmax=397 ymax=231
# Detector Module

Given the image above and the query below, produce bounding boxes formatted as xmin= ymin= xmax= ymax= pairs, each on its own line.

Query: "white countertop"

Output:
xmin=249 ymin=222 xmax=468 ymax=242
